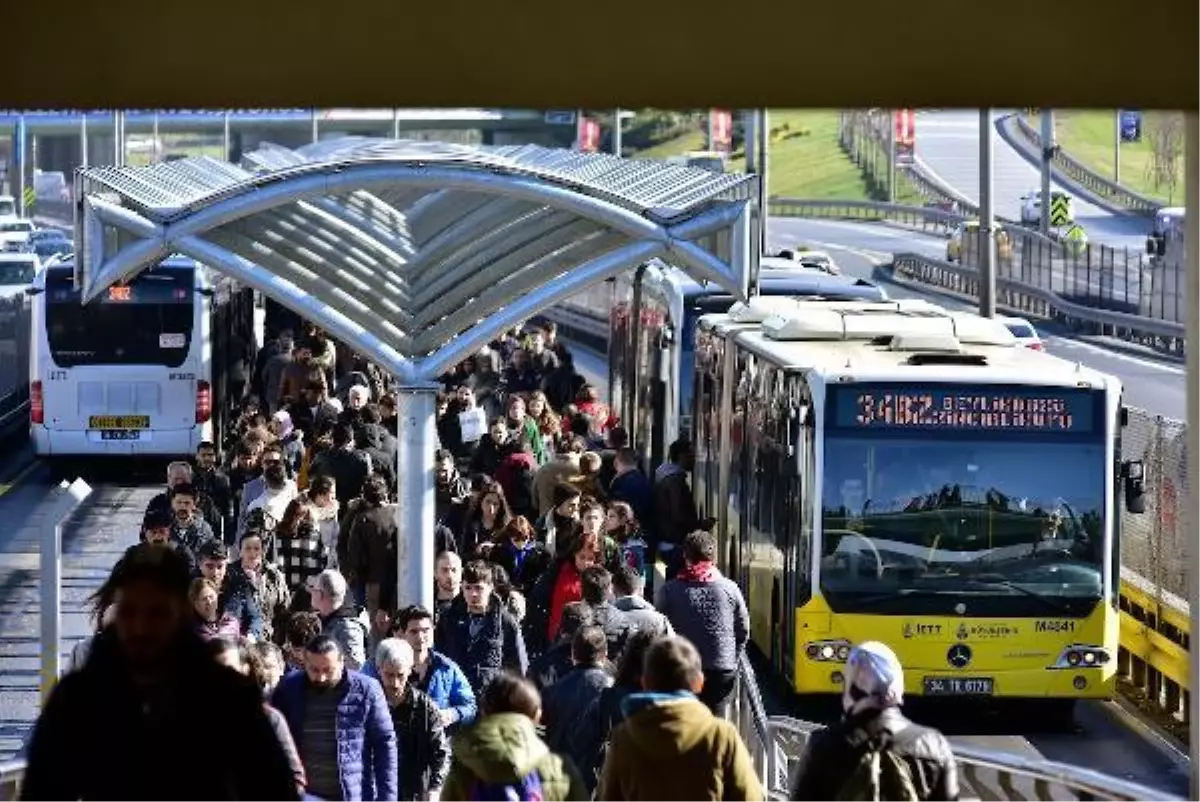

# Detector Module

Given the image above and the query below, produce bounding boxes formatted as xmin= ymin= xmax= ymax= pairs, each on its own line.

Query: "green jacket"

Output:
xmin=443 ymin=712 xmax=588 ymax=801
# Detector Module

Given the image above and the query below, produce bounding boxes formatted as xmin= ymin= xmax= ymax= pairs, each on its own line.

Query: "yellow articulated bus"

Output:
xmin=691 ymin=297 xmax=1146 ymax=720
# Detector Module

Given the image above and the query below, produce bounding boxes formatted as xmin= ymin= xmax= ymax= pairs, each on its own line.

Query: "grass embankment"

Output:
xmin=1027 ymin=111 xmax=1185 ymax=205
xmin=625 ymin=110 xmax=913 ymax=202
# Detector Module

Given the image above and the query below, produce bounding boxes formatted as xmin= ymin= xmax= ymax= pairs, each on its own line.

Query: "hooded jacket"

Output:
xmin=22 ymin=629 xmax=299 ymax=801
xmin=789 ymin=708 xmax=959 ymax=801
xmin=596 ymin=692 xmax=763 ymax=801
xmin=442 ymin=712 xmax=588 ymax=802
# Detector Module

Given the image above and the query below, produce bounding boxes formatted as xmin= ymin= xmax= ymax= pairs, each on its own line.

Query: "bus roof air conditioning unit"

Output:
xmin=888 ymin=333 xmax=963 ymax=353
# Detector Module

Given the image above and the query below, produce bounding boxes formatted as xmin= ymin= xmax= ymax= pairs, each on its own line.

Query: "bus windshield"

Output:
xmin=44 ymin=266 xmax=195 ymax=368
xmin=818 ymin=383 xmax=1107 ymax=617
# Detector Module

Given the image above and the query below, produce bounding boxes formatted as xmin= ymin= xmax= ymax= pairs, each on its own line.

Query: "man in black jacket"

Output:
xmin=527 ymin=601 xmax=593 ymax=689
xmin=312 ymin=422 xmax=372 ymax=508
xmin=434 ymin=561 xmax=528 ymax=694
xmin=21 ymin=544 xmax=298 ymax=801
xmin=790 ymin=641 xmax=959 ymax=801
xmin=375 ymin=638 xmax=451 ymax=801
xmin=541 ymin=625 xmax=614 ymax=794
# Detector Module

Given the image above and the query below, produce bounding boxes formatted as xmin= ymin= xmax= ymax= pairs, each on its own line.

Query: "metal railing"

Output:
xmin=731 ymin=653 xmax=1181 ymax=801
xmin=1009 ymin=114 xmax=1163 ymax=216
xmin=763 ymin=198 xmax=1182 ymax=351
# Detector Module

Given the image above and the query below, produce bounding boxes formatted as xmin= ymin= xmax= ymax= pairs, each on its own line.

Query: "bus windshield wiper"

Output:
xmin=962 ymin=575 xmax=1091 ymax=615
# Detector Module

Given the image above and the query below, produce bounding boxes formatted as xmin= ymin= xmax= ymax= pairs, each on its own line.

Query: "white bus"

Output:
xmin=29 ymin=256 xmax=256 ymax=459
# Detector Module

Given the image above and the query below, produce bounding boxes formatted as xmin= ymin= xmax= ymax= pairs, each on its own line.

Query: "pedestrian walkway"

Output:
xmin=0 ymin=469 xmax=147 ymax=760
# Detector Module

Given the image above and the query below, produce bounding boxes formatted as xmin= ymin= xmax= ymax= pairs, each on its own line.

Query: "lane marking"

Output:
xmin=0 ymin=461 xmax=41 ymax=499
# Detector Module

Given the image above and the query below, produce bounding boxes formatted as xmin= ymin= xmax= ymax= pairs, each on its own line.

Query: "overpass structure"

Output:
xmin=7 ymin=108 xmax=583 ymax=180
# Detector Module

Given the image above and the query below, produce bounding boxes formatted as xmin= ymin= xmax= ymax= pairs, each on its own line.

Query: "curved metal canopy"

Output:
xmin=76 ymin=137 xmax=756 ymax=383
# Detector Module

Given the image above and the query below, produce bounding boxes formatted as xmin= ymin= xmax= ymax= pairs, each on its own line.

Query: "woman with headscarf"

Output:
xmin=788 ymin=641 xmax=960 ymax=801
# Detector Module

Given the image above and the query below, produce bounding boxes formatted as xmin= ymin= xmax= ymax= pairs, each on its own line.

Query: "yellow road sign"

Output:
xmin=22 ymin=186 xmax=35 ymax=210
xmin=1049 ymin=194 xmax=1071 ymax=227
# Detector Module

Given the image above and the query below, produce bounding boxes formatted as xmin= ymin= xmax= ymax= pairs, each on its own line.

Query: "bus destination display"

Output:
xmin=831 ymin=385 xmax=1095 ymax=433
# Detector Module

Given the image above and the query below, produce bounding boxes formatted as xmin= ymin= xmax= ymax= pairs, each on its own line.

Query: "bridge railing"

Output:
xmin=1008 ymin=114 xmax=1163 ymax=216
xmin=731 ymin=653 xmax=1182 ymax=801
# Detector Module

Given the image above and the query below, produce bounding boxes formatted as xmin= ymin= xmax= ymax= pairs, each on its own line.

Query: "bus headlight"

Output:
xmin=805 ymin=639 xmax=852 ymax=663
xmin=1049 ymin=645 xmax=1110 ymax=669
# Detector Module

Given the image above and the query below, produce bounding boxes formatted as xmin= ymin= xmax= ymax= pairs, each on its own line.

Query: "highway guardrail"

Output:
xmin=1009 ymin=113 xmax=1163 ymax=216
xmin=765 ymin=197 xmax=1182 ymax=353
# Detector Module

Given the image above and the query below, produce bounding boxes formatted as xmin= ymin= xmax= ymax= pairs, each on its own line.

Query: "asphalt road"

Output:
xmin=770 ymin=216 xmax=1185 ymax=421
xmin=0 ymin=445 xmax=159 ymax=761
xmin=914 ymin=110 xmax=1149 ymax=252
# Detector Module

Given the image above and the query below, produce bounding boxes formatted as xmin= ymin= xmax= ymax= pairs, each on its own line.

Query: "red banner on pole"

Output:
xmin=709 ymin=109 xmax=733 ymax=152
xmin=894 ymin=109 xmax=915 ymax=165
xmin=576 ymin=117 xmax=600 ymax=152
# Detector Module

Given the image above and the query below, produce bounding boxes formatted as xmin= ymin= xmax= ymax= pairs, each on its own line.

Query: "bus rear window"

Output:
xmin=44 ymin=267 xmax=195 ymax=368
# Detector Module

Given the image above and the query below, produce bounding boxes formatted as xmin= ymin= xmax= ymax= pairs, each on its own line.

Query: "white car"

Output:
xmin=774 ymin=247 xmax=841 ymax=275
xmin=0 ymin=252 xmax=41 ymax=299
xmin=996 ymin=315 xmax=1043 ymax=351
xmin=0 ymin=219 xmax=36 ymax=252
xmin=1020 ymin=189 xmax=1074 ymax=227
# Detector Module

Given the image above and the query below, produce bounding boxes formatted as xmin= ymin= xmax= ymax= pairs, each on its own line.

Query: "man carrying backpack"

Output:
xmin=789 ymin=641 xmax=959 ymax=801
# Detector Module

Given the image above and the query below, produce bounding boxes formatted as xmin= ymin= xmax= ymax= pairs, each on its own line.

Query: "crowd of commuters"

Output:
xmin=20 ymin=308 xmax=958 ymax=801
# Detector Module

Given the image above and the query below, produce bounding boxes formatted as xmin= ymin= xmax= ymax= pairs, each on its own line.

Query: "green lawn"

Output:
xmin=1029 ymin=111 xmax=1185 ymax=204
xmin=628 ymin=110 xmax=884 ymax=201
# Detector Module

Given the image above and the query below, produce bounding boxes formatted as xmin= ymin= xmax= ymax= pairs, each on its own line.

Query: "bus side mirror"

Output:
xmin=1122 ymin=460 xmax=1146 ymax=514
xmin=23 ymin=286 xmax=41 ymax=296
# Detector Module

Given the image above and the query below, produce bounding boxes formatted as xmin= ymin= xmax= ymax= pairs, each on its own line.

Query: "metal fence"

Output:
xmin=731 ymin=653 xmax=1182 ymax=801
xmin=1121 ymin=408 xmax=1190 ymax=600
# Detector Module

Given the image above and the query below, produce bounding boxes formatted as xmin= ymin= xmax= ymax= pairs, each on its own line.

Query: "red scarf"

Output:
xmin=677 ymin=560 xmax=717 ymax=583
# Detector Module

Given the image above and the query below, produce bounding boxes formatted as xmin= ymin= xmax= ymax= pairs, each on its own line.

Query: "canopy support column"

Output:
xmin=394 ymin=383 xmax=440 ymax=612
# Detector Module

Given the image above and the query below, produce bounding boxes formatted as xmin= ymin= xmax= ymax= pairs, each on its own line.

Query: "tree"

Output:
xmin=1144 ymin=112 xmax=1184 ymax=202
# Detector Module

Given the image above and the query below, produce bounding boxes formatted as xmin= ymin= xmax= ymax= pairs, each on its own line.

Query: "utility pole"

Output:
xmin=887 ymin=109 xmax=897 ymax=202
xmin=79 ymin=112 xmax=88 ymax=169
xmin=1040 ymin=109 xmax=1054 ymax=235
xmin=743 ymin=110 xmax=761 ymax=296
xmin=757 ymin=109 xmax=769 ymax=258
xmin=1114 ymin=110 xmax=1122 ymax=184
xmin=16 ymin=114 xmax=26 ymax=216
xmin=223 ymin=111 xmax=232 ymax=162
xmin=392 ymin=109 xmax=400 ymax=140
xmin=311 ymin=110 xmax=319 ymax=144
xmin=1184 ymin=110 xmax=1199 ymax=802
xmin=612 ymin=108 xmax=623 ymax=157
xmin=152 ymin=111 xmax=160 ymax=163
xmin=979 ymin=109 xmax=996 ymax=318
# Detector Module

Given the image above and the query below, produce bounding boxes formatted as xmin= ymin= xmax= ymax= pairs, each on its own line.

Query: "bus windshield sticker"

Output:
xmin=159 ymin=333 xmax=186 ymax=349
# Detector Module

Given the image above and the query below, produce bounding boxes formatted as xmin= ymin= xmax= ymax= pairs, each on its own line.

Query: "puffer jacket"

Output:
xmin=442 ymin=712 xmax=587 ymax=801
xmin=322 ymin=602 xmax=371 ymax=671
xmin=434 ymin=595 xmax=528 ymax=694
xmin=363 ymin=650 xmax=477 ymax=729
xmin=272 ymin=669 xmax=397 ymax=802
xmin=597 ymin=691 xmax=763 ymax=801
xmin=789 ymin=707 xmax=959 ymax=801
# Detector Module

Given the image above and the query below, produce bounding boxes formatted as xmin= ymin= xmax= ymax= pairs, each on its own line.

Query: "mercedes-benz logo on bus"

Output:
xmin=947 ymin=644 xmax=972 ymax=668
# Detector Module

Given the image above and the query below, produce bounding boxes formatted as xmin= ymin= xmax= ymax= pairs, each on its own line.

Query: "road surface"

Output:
xmin=914 ymin=110 xmax=1148 ymax=252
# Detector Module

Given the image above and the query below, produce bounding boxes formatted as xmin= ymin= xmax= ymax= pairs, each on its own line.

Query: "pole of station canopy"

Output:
xmin=80 ymin=112 xmax=89 ymax=169
xmin=978 ymin=108 xmax=996 ymax=318
xmin=394 ymin=384 xmax=438 ymax=613
xmin=1184 ymin=111 xmax=1199 ymax=800
xmin=612 ymin=108 xmax=623 ymax=157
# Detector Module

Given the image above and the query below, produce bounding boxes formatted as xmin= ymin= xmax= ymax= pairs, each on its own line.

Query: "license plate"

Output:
xmin=101 ymin=430 xmax=141 ymax=441
xmin=923 ymin=677 xmax=995 ymax=696
xmin=89 ymin=415 xmax=149 ymax=429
